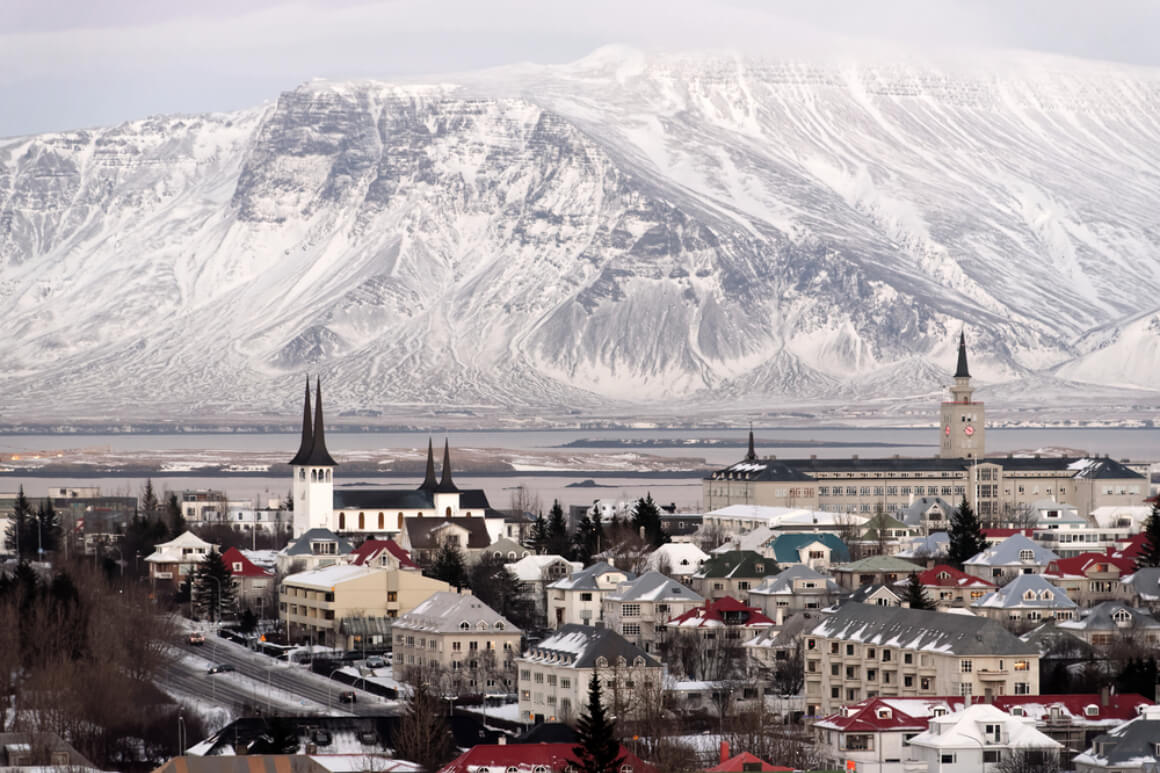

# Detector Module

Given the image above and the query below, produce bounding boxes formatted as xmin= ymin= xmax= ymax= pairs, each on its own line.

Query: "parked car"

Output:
xmin=365 ymin=656 xmax=386 ymax=669
xmin=207 ymin=664 xmax=235 ymax=674
xmin=188 ymin=632 xmax=206 ymax=646
xmin=338 ymin=690 xmax=357 ymax=704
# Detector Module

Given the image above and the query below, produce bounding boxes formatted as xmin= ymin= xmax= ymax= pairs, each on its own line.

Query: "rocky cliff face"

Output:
xmin=1 ymin=49 xmax=1159 ymax=421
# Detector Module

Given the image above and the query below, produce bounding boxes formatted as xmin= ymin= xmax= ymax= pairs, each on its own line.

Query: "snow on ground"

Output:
xmin=459 ymin=702 xmax=524 ymax=725
xmin=167 ymin=646 xmax=344 ymax=716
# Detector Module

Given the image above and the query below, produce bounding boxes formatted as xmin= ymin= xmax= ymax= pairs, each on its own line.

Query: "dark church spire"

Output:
xmin=955 ymin=330 xmax=971 ymax=379
xmin=436 ymin=438 xmax=459 ymax=493
xmin=745 ymin=426 xmax=757 ymax=462
xmin=289 ymin=377 xmax=314 ymax=465
xmin=419 ymin=437 xmax=438 ymax=492
xmin=305 ymin=377 xmax=337 ymax=466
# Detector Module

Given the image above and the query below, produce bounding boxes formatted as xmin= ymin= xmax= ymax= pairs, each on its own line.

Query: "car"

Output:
xmin=364 ymin=656 xmax=386 ymax=669
xmin=338 ymin=690 xmax=357 ymax=704
xmin=207 ymin=664 xmax=235 ymax=674
xmin=188 ymin=632 xmax=206 ymax=645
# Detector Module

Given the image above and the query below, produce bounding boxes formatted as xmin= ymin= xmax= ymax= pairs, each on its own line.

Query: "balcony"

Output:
xmin=977 ymin=669 xmax=1008 ymax=681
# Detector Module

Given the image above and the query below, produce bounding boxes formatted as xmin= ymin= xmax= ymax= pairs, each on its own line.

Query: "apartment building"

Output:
xmin=830 ymin=555 xmax=923 ymax=591
xmin=691 ymin=550 xmax=780 ymax=600
xmin=747 ymin=565 xmax=847 ymax=623
xmin=392 ymin=591 xmax=522 ymax=696
xmin=517 ymin=624 xmax=662 ymax=724
xmin=507 ymin=555 xmax=582 ymax=625
xmin=1075 ymin=706 xmax=1160 ymax=773
xmin=546 ymin=562 xmax=635 ymax=628
xmin=601 ymin=571 xmax=703 ymax=654
xmin=804 ymin=603 xmax=1040 ymax=716
xmin=971 ymin=573 xmax=1078 ymax=628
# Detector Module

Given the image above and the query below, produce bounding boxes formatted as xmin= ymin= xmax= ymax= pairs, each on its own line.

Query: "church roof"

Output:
xmin=290 ymin=378 xmax=337 ymax=467
xmin=955 ymin=331 xmax=971 ymax=378
xmin=332 ymin=488 xmax=492 ymax=511
xmin=288 ymin=378 xmax=314 ymax=466
xmin=435 ymin=439 xmax=459 ymax=493
xmin=418 ymin=438 xmax=438 ymax=493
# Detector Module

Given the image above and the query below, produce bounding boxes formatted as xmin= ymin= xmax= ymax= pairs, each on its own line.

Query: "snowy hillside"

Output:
xmin=1 ymin=48 xmax=1159 ymax=422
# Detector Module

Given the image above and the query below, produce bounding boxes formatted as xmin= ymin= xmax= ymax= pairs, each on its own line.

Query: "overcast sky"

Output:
xmin=2 ymin=0 xmax=1158 ymax=137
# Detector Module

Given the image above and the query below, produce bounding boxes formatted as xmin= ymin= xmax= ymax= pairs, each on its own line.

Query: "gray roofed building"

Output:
xmin=1057 ymin=601 xmax=1160 ymax=645
xmin=1123 ymin=567 xmax=1160 ymax=608
xmin=971 ymin=573 xmax=1077 ymax=626
xmin=749 ymin=564 xmax=843 ymax=598
xmin=601 ymin=571 xmax=703 ymax=653
xmin=845 ymin=583 xmax=903 ymax=608
xmin=400 ymin=517 xmax=492 ymax=565
xmin=964 ymin=533 xmax=1058 ymax=582
xmin=394 ymin=591 xmax=517 ymax=635
xmin=604 ymin=571 xmax=702 ymax=604
xmin=276 ymin=527 xmax=354 ymax=574
xmin=1019 ymin=620 xmax=1095 ymax=659
xmin=1074 ymin=706 xmax=1160 ymax=772
xmin=900 ymin=496 xmax=957 ymax=531
xmin=522 ymin=624 xmax=660 ymax=670
xmin=547 ymin=562 xmax=636 ymax=628
xmin=548 ymin=561 xmax=634 ymax=592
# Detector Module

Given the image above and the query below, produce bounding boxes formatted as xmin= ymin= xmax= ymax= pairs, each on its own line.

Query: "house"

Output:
xmin=846 ymin=584 xmax=904 ymax=608
xmin=275 ymin=528 xmax=355 ymax=574
xmin=1041 ymin=552 xmax=1136 ymax=607
xmin=482 ymin=537 xmax=531 ymax=564
xmin=804 ymin=603 xmax=1040 ymax=715
xmin=439 ymin=743 xmax=655 ymax=773
xmin=896 ymin=532 xmax=950 ymax=564
xmin=690 ymin=551 xmax=781 ymax=601
xmin=747 ymin=565 xmax=847 ymax=623
xmin=1056 ymin=601 xmax=1160 ymax=646
xmin=516 ymin=624 xmax=663 ymax=724
xmin=963 ymin=534 xmax=1059 ymax=583
xmin=768 ymin=533 xmax=850 ymax=570
xmin=971 ymin=573 xmax=1078 ymax=628
xmin=1089 ymin=505 xmax=1154 ymax=531
xmin=814 ymin=696 xmax=967 ymax=773
xmin=665 ymin=597 xmax=776 ymax=650
xmin=601 ymin=571 xmax=704 ymax=654
xmin=646 ymin=542 xmax=709 ymax=578
xmin=855 ymin=513 xmax=920 ymax=555
xmin=700 ymin=505 xmax=867 ymax=541
xmin=907 ymin=703 xmax=1061 ymax=773
xmin=705 ymin=743 xmax=792 ymax=772
xmin=392 ymin=591 xmax=521 ymax=696
xmin=902 ymin=564 xmax=995 ymax=609
xmin=350 ymin=538 xmax=420 ymax=571
xmin=1123 ymin=567 xmax=1160 ymax=611
xmin=220 ymin=546 xmax=274 ymax=612
xmin=144 ymin=531 xmax=218 ymax=590
xmin=399 ymin=517 xmax=492 ymax=566
xmin=0 ymin=731 xmax=105 ymax=771
xmin=546 ymin=562 xmax=635 ymax=628
xmin=507 ymin=555 xmax=582 ymax=624
xmin=1074 ymin=705 xmax=1160 ymax=772
xmin=280 ymin=564 xmax=450 ymax=648
xmin=830 ymin=555 xmax=923 ymax=591
xmin=901 ymin=497 xmax=958 ymax=535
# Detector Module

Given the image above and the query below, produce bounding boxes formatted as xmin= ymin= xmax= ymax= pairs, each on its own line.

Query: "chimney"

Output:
xmin=498 ymin=736 xmax=507 ymax=746
xmin=719 ymin=740 xmax=730 ymax=765
xmin=1100 ymin=684 xmax=1111 ymax=707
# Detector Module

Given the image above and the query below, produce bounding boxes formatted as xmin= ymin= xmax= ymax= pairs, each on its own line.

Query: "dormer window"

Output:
xmin=1023 ymin=590 xmax=1036 ymax=601
xmin=1011 ymin=707 xmax=1023 ymax=716
xmin=232 ymin=562 xmax=242 ymax=572
xmin=1085 ymin=705 xmax=1099 ymax=717
xmin=1113 ymin=609 xmax=1131 ymax=624
xmin=459 ymin=621 xmax=470 ymax=631
xmin=1041 ymin=591 xmax=1053 ymax=601
xmin=495 ymin=621 xmax=505 ymax=631
xmin=1019 ymin=549 xmax=1034 ymax=561
xmin=933 ymin=708 xmax=947 ymax=717
xmin=877 ymin=708 xmax=892 ymax=719
xmin=478 ymin=621 xmax=488 ymax=631
xmin=596 ymin=657 xmax=608 ymax=668
xmin=937 ymin=572 xmax=950 ymax=581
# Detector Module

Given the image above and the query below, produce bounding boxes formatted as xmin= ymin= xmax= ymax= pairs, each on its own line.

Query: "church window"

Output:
xmin=398 ymin=513 xmax=404 ymax=529
xmin=311 ymin=470 xmax=317 ymax=482
xmin=378 ymin=513 xmax=384 ymax=529
xmin=446 ymin=507 xmax=452 ymax=517
xmin=339 ymin=512 xmax=346 ymax=530
xmin=358 ymin=512 xmax=365 ymax=530
xmin=299 ymin=469 xmax=305 ymax=480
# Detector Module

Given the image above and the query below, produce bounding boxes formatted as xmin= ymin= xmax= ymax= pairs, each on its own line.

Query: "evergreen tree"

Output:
xmin=572 ymin=673 xmax=624 ymax=773
xmin=141 ymin=478 xmax=160 ymax=519
xmin=468 ymin=553 xmax=535 ymax=629
xmin=192 ymin=550 xmax=237 ymax=621
xmin=631 ymin=493 xmax=669 ymax=548
xmin=947 ymin=496 xmax=988 ymax=567
xmin=3 ymin=486 xmax=35 ymax=560
xmin=1135 ymin=502 xmax=1160 ymax=569
xmin=165 ymin=492 xmax=187 ymax=535
xmin=35 ymin=498 xmax=61 ymax=555
xmin=573 ymin=513 xmax=600 ymax=566
xmin=904 ymin=572 xmax=934 ymax=610
xmin=546 ymin=500 xmax=571 ymax=557
xmin=395 ymin=678 xmax=455 ymax=773
xmin=529 ymin=513 xmax=548 ymax=553
xmin=429 ymin=540 xmax=468 ymax=588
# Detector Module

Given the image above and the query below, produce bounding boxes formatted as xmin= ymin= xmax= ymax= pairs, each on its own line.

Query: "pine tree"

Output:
xmin=546 ymin=500 xmax=571 ymax=557
xmin=192 ymin=550 xmax=237 ymax=621
xmin=3 ymin=486 xmax=34 ymax=560
xmin=165 ymin=492 xmax=186 ymax=535
xmin=468 ymin=553 xmax=534 ymax=629
xmin=429 ymin=540 xmax=468 ymax=588
xmin=35 ymin=498 xmax=61 ymax=555
xmin=529 ymin=513 xmax=548 ymax=553
xmin=572 ymin=673 xmax=624 ymax=773
xmin=947 ymin=496 xmax=987 ymax=567
xmin=394 ymin=677 xmax=455 ymax=773
xmin=1135 ymin=502 xmax=1160 ymax=569
xmin=142 ymin=479 xmax=160 ymax=519
xmin=631 ymin=493 xmax=669 ymax=548
xmin=573 ymin=513 xmax=600 ymax=566
xmin=904 ymin=572 xmax=934 ymax=610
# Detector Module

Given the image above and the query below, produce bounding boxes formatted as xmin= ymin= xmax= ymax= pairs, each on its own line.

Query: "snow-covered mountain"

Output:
xmin=2 ymin=47 xmax=1159 ymax=422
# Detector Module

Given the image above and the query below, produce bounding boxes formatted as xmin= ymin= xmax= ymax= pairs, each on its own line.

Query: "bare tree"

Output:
xmin=393 ymin=675 xmax=455 ymax=773
xmin=996 ymin=750 xmax=1061 ymax=773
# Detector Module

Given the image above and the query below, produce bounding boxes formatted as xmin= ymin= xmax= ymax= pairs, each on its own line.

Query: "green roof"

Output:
xmin=693 ymin=550 xmax=780 ymax=580
xmin=860 ymin=513 xmax=913 ymax=540
xmin=834 ymin=554 xmax=923 ymax=573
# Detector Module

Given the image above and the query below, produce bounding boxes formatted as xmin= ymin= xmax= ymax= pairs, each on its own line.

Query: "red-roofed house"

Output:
xmin=1042 ymin=553 xmax=1136 ymax=607
xmin=438 ymin=743 xmax=655 ymax=773
xmin=221 ymin=546 xmax=274 ymax=611
xmin=982 ymin=527 xmax=1034 ymax=544
xmin=904 ymin=564 xmax=995 ymax=608
xmin=666 ymin=597 xmax=775 ymax=640
xmin=705 ymin=743 xmax=792 ymax=772
xmin=351 ymin=538 xmax=420 ymax=571
xmin=992 ymin=692 xmax=1154 ymax=765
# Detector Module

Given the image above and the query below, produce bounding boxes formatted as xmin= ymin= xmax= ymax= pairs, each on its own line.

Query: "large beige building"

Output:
xmin=704 ymin=336 xmax=1148 ymax=520
xmin=804 ymin=603 xmax=1040 ymax=716
xmin=392 ymin=591 xmax=522 ymax=696
xmin=279 ymin=564 xmax=450 ymax=648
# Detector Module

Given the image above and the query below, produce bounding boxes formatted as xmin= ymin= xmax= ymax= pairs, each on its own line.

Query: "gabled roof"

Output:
xmin=992 ymin=694 xmax=1154 ymax=725
xmin=860 ymin=513 xmax=914 ymax=540
xmin=1057 ymin=601 xmax=1160 ymax=632
xmin=811 ymin=602 xmax=1039 ymax=656
xmin=506 ymin=555 xmax=581 ymax=582
xmin=908 ymin=703 xmax=1060 ymax=752
xmin=439 ymin=743 xmax=655 ymax=773
xmin=395 ymin=591 xmax=518 ymax=634
xmin=668 ymin=597 xmax=775 ymax=629
xmin=911 ymin=564 xmax=995 ymax=589
xmin=982 ymin=528 xmax=1035 ymax=541
xmin=1123 ymin=567 xmax=1160 ymax=601
xmin=332 ymin=487 xmax=493 ymax=511
xmin=1019 ymin=621 xmax=1094 ymax=658
xmin=770 ymin=533 xmax=850 ymax=564
xmin=547 ymin=561 xmax=635 ymax=591
xmin=281 ymin=528 xmax=354 ymax=556
xmin=1074 ymin=708 xmax=1160 ymax=767
xmin=351 ymin=539 xmax=419 ymax=570
xmin=965 ymin=533 xmax=1057 ymax=567
xmin=145 ymin=530 xmax=218 ymax=563
xmin=1067 ymin=457 xmax=1145 ymax=480
xmin=847 ymin=584 xmax=902 ymax=605
xmin=402 ymin=517 xmax=491 ymax=550
xmin=693 ymin=550 xmax=780 ymax=580
xmin=749 ymin=565 xmax=843 ymax=596
xmin=646 ymin=542 xmax=709 ymax=575
xmin=900 ymin=497 xmax=956 ymax=527
xmin=833 ymin=554 xmax=923 ymax=573
xmin=815 ymin=696 xmax=962 ymax=733
xmin=521 ymin=624 xmax=660 ymax=669
xmin=221 ymin=546 xmax=273 ymax=578
xmin=705 ymin=752 xmax=792 ymax=772
xmin=1044 ymin=553 xmax=1136 ymax=579
xmin=972 ymin=574 xmax=1076 ymax=610
xmin=606 ymin=571 xmax=704 ymax=603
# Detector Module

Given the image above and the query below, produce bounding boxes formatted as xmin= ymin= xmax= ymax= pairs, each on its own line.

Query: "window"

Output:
xmin=904 ymin=653 xmax=913 ymax=665
xmin=960 ymin=683 xmax=972 ymax=696
xmin=941 ymin=754 xmax=955 ymax=764
xmin=623 ymin=623 xmax=641 ymax=637
xmin=1015 ymin=682 xmax=1030 ymax=695
xmin=983 ymin=751 xmax=1001 ymax=764
xmin=960 ymin=660 xmax=972 ymax=673
xmin=843 ymin=734 xmax=872 ymax=751
xmin=580 ymin=593 xmax=593 ymax=602
xmin=903 ymin=675 xmax=913 ymax=687
xmin=1019 ymin=549 xmax=1034 ymax=561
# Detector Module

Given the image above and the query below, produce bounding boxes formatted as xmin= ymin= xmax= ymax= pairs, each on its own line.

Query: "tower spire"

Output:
xmin=419 ymin=437 xmax=438 ymax=492
xmin=955 ymin=330 xmax=971 ymax=379
xmin=289 ymin=377 xmax=313 ymax=465
xmin=746 ymin=425 xmax=756 ymax=462
xmin=305 ymin=376 xmax=337 ymax=466
xmin=436 ymin=438 xmax=458 ymax=493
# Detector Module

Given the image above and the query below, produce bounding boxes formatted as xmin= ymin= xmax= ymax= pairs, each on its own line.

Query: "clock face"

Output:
xmin=944 ymin=425 xmax=951 ymax=436
xmin=964 ymin=425 xmax=975 ymax=436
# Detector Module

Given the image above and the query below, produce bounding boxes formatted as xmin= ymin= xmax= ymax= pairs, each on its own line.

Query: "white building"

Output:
xmin=963 ymin=534 xmax=1059 ymax=583
xmin=907 ymin=703 xmax=1061 ymax=773
xmin=645 ymin=543 xmax=709 ymax=578
xmin=546 ymin=562 xmax=635 ymax=628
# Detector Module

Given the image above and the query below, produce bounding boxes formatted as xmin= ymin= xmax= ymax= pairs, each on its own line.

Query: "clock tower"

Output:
xmin=938 ymin=332 xmax=985 ymax=459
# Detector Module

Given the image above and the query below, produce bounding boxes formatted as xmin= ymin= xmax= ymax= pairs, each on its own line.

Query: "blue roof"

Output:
xmin=770 ymin=533 xmax=850 ymax=564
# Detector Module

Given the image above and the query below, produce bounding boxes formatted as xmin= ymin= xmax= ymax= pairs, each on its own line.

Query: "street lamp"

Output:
xmin=177 ymin=713 xmax=186 ymax=754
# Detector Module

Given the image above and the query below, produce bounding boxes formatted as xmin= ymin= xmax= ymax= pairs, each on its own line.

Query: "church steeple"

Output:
xmin=419 ymin=437 xmax=438 ymax=492
xmin=955 ymin=330 xmax=971 ymax=379
xmin=304 ymin=377 xmax=337 ymax=466
xmin=289 ymin=377 xmax=313 ymax=465
xmin=745 ymin=427 xmax=757 ymax=462
xmin=436 ymin=439 xmax=459 ymax=493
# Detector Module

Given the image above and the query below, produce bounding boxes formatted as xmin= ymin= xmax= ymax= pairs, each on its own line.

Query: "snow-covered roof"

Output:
xmin=964 ymin=533 xmax=1057 ymax=567
xmin=546 ymin=561 xmax=634 ymax=591
xmin=1074 ymin=707 xmax=1160 ymax=768
xmin=520 ymin=624 xmax=660 ymax=669
xmin=144 ymin=530 xmax=218 ymax=563
xmin=1057 ymin=601 xmax=1160 ymax=632
xmin=605 ymin=571 xmax=703 ymax=603
xmin=749 ymin=565 xmax=842 ymax=596
xmin=281 ymin=528 xmax=355 ymax=556
xmin=505 ymin=554 xmax=581 ymax=582
xmin=971 ymin=574 xmax=1076 ymax=611
xmin=645 ymin=542 xmax=709 ymax=575
xmin=810 ymin=603 xmax=1038 ymax=657
xmin=1090 ymin=505 xmax=1153 ymax=530
xmin=283 ymin=563 xmax=380 ymax=591
xmin=394 ymin=591 xmax=518 ymax=634
xmin=897 ymin=532 xmax=950 ymax=560
xmin=705 ymin=504 xmax=866 ymax=529
xmin=667 ymin=597 xmax=775 ymax=630
xmin=1123 ymin=567 xmax=1160 ymax=601
xmin=907 ymin=704 xmax=1061 ymax=752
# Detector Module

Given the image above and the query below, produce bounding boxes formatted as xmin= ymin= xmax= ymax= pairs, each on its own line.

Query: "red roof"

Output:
xmin=221 ymin=547 xmax=272 ymax=578
xmin=983 ymin=528 xmax=1034 ymax=540
xmin=705 ymin=753 xmax=792 ymax=772
xmin=438 ymin=744 xmax=655 ymax=773
xmin=1114 ymin=533 xmax=1149 ymax=560
xmin=667 ymin=596 xmax=775 ymax=629
xmin=352 ymin=539 xmax=419 ymax=570
xmin=991 ymin=693 xmax=1153 ymax=722
xmin=1044 ymin=553 xmax=1137 ymax=579
xmin=914 ymin=564 xmax=995 ymax=588
xmin=815 ymin=697 xmax=966 ymax=732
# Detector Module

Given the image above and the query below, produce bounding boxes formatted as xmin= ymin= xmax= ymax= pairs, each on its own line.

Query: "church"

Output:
xmin=289 ymin=379 xmax=496 ymax=539
xmin=704 ymin=334 xmax=1148 ymax=519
